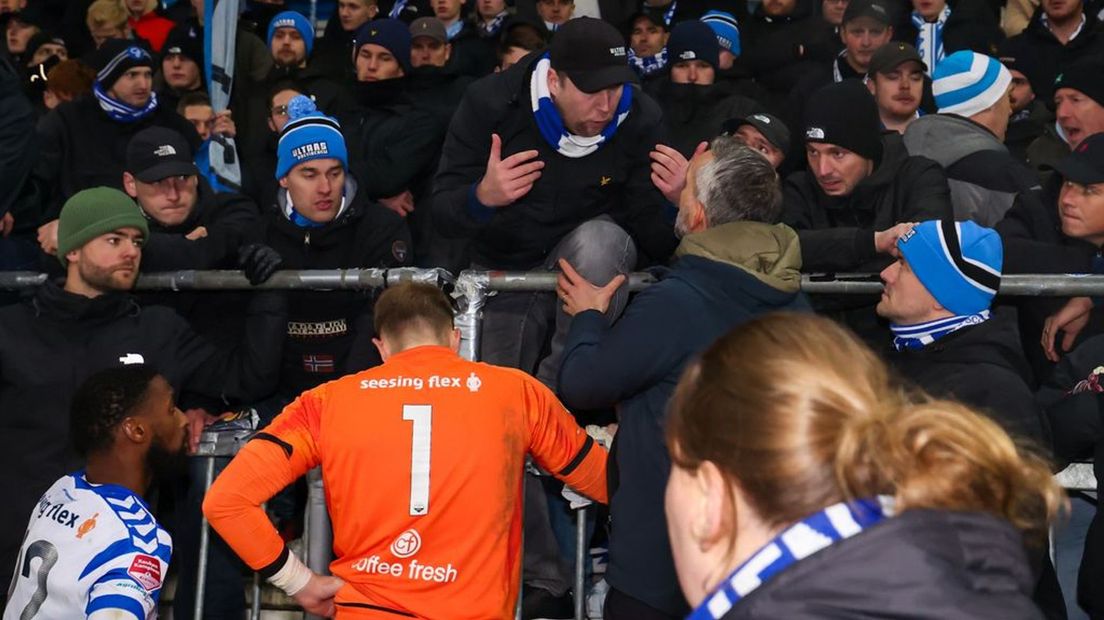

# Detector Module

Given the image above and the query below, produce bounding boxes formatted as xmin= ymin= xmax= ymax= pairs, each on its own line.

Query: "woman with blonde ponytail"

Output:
xmin=665 ymin=312 xmax=1064 ymax=619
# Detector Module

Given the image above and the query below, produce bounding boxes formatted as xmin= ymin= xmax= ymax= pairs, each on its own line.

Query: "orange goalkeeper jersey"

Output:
xmin=204 ymin=345 xmax=607 ymax=619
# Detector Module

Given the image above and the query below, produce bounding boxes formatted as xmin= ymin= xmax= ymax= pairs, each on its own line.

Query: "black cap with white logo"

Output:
xmin=126 ymin=127 xmax=199 ymax=183
xmin=843 ymin=0 xmax=892 ymax=25
xmin=724 ymin=113 xmax=792 ymax=158
xmin=549 ymin=17 xmax=638 ymax=93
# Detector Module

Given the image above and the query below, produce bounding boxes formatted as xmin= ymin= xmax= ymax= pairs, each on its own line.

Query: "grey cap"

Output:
xmin=409 ymin=17 xmax=447 ymax=43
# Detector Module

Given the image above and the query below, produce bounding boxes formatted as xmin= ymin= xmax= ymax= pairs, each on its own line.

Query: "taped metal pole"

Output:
xmin=455 ymin=271 xmax=490 ymax=362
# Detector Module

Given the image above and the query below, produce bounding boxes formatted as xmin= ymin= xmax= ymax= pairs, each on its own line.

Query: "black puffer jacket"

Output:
xmin=887 ymin=312 xmax=1047 ymax=442
xmin=782 ymin=132 xmax=953 ymax=272
xmin=432 ymin=51 xmax=677 ymax=269
xmin=0 ymin=281 xmax=285 ymax=592
xmin=722 ymin=509 xmax=1044 ymax=620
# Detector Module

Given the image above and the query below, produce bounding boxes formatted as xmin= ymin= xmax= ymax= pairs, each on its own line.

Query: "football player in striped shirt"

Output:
xmin=5 ymin=366 xmax=186 ymax=619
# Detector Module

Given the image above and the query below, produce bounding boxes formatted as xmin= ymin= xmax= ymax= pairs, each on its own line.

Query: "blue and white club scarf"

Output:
xmin=388 ymin=0 xmax=408 ymax=19
xmin=912 ymin=5 xmax=950 ymax=75
xmin=628 ymin=46 xmax=668 ymax=77
xmin=478 ymin=11 xmax=509 ymax=37
xmin=891 ymin=310 xmax=990 ymax=351
xmin=93 ymin=82 xmax=159 ymax=123
xmin=530 ymin=54 xmax=633 ymax=159
xmin=687 ymin=497 xmax=893 ymax=620
xmin=283 ymin=190 xmax=348 ymax=229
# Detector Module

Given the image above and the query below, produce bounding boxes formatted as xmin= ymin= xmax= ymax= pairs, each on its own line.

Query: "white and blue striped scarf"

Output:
xmin=388 ymin=0 xmax=408 ymax=19
xmin=891 ymin=310 xmax=990 ymax=351
xmin=478 ymin=11 xmax=509 ymax=37
xmin=687 ymin=497 xmax=893 ymax=620
xmin=912 ymin=5 xmax=950 ymax=75
xmin=628 ymin=46 xmax=668 ymax=77
xmin=530 ymin=54 xmax=633 ymax=158
xmin=93 ymin=82 xmax=158 ymax=123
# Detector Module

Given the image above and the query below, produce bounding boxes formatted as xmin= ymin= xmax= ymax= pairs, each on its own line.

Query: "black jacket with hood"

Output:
xmin=432 ymin=51 xmax=677 ymax=269
xmin=887 ymin=311 xmax=1047 ymax=442
xmin=738 ymin=0 xmax=837 ymax=106
xmin=263 ymin=178 xmax=413 ymax=397
xmin=0 ymin=281 xmax=285 ymax=591
xmin=903 ymin=114 xmax=1042 ymax=226
xmin=782 ymin=132 xmax=953 ymax=272
xmin=1002 ymin=8 xmax=1104 ymax=102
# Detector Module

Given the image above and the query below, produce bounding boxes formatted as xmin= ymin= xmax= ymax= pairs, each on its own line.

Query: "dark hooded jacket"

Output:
xmin=887 ymin=311 xmax=1047 ymax=442
xmin=557 ymin=222 xmax=811 ymax=615
xmin=33 ymin=95 xmax=201 ymax=220
xmin=782 ymin=132 xmax=953 ymax=273
xmin=263 ymin=178 xmax=413 ymax=397
xmin=0 ymin=281 xmax=285 ymax=592
xmin=721 ymin=509 xmax=1044 ymax=620
xmin=738 ymin=0 xmax=837 ymax=106
xmin=903 ymin=114 xmax=1042 ymax=226
xmin=894 ymin=0 xmax=1005 ymax=56
xmin=432 ymin=51 xmax=677 ymax=269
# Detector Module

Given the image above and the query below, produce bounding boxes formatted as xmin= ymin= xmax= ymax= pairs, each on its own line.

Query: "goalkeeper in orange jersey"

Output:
xmin=203 ymin=282 xmax=607 ymax=619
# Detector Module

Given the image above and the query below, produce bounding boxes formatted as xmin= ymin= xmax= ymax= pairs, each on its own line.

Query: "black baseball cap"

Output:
xmin=724 ymin=112 xmax=791 ymax=158
xmin=549 ymin=17 xmax=637 ymax=93
xmin=843 ymin=0 xmax=892 ymax=25
xmin=868 ymin=42 xmax=927 ymax=76
xmin=1052 ymin=133 xmax=1104 ymax=185
xmin=126 ymin=127 xmax=199 ymax=183
xmin=1054 ymin=59 xmax=1104 ymax=109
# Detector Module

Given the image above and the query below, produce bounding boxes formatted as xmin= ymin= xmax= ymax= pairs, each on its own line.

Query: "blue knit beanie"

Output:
xmin=275 ymin=96 xmax=348 ymax=180
xmin=268 ymin=11 xmax=315 ymax=57
xmin=897 ymin=220 xmax=1003 ymax=315
xmin=354 ymin=19 xmax=412 ymax=74
xmin=932 ymin=51 xmax=1012 ymax=118
xmin=701 ymin=11 xmax=740 ymax=56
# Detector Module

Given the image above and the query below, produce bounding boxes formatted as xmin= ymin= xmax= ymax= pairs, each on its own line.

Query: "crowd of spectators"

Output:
xmin=2 ymin=0 xmax=1104 ymax=617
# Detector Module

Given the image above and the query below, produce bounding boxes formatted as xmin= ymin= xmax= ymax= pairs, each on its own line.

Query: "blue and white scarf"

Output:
xmin=530 ymin=54 xmax=633 ymax=158
xmin=891 ymin=310 xmax=990 ymax=351
xmin=478 ymin=11 xmax=509 ymax=37
xmin=93 ymin=82 xmax=158 ymax=123
xmin=282 ymin=191 xmax=348 ymax=229
xmin=687 ymin=497 xmax=893 ymax=620
xmin=445 ymin=19 xmax=464 ymax=40
xmin=662 ymin=0 xmax=678 ymax=25
xmin=912 ymin=5 xmax=950 ymax=75
xmin=628 ymin=46 xmax=668 ymax=77
xmin=388 ymin=0 xmax=408 ymax=19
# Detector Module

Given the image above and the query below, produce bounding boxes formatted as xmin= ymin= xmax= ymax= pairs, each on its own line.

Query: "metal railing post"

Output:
xmin=575 ymin=506 xmax=587 ymax=620
xmin=454 ymin=271 xmax=490 ymax=362
xmin=194 ymin=456 xmax=216 ymax=620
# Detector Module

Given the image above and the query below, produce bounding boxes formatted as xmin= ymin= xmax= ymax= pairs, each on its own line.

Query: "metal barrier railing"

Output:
xmin=4 ymin=267 xmax=1100 ymax=619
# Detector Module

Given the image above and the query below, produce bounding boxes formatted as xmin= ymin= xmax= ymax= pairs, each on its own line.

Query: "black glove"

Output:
xmin=237 ymin=243 xmax=283 ymax=285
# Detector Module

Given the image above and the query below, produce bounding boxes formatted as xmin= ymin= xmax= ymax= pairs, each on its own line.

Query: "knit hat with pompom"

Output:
xmin=275 ymin=95 xmax=348 ymax=179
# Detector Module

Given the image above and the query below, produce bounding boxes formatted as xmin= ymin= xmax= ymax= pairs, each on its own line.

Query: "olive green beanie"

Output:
xmin=57 ymin=187 xmax=150 ymax=266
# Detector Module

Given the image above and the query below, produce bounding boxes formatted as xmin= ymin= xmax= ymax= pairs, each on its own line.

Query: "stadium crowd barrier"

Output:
xmin=2 ymin=268 xmax=1099 ymax=619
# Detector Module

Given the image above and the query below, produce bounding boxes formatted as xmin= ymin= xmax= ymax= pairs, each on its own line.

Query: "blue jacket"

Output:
xmin=558 ymin=221 xmax=811 ymax=614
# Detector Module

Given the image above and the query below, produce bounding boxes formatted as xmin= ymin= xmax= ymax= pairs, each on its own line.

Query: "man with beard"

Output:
xmin=0 ymin=187 xmax=285 ymax=607
xmin=866 ymin=42 xmax=927 ymax=133
xmin=259 ymin=11 xmax=354 ymax=132
xmin=4 ymin=366 xmax=186 ymax=620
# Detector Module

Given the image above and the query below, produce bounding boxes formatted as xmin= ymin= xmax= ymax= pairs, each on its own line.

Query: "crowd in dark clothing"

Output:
xmin=3 ymin=0 xmax=1104 ymax=618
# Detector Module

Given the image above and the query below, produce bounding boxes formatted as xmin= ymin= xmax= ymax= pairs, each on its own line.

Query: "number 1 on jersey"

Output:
xmin=403 ymin=405 xmax=432 ymax=516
